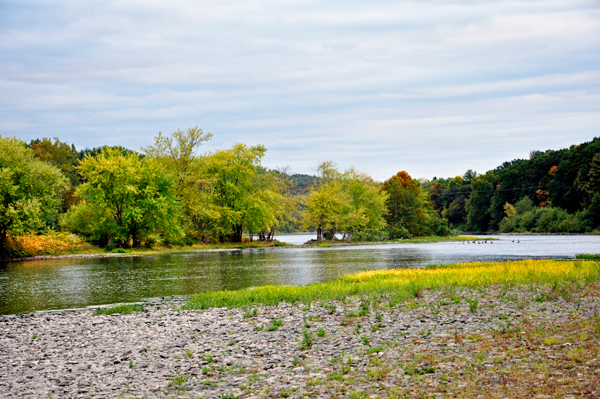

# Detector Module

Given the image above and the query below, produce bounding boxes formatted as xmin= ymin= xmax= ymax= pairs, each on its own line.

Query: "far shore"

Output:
xmin=0 ymin=235 xmax=492 ymax=263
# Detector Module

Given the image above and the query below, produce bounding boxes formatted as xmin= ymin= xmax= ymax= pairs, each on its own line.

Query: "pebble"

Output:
xmin=1 ymin=286 xmax=598 ymax=398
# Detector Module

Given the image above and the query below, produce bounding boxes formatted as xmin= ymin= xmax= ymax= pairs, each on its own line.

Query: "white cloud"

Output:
xmin=0 ymin=0 xmax=599 ymax=180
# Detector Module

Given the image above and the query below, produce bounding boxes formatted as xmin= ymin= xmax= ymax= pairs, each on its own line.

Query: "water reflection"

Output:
xmin=1 ymin=234 xmax=599 ymax=315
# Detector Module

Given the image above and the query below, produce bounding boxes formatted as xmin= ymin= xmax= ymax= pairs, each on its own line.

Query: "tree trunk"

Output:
xmin=317 ymin=227 xmax=322 ymax=241
xmin=268 ymin=226 xmax=276 ymax=241
xmin=232 ymin=225 xmax=243 ymax=242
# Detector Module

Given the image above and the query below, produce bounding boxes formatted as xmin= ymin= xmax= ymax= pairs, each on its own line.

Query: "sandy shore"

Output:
xmin=1 ymin=285 xmax=600 ymax=398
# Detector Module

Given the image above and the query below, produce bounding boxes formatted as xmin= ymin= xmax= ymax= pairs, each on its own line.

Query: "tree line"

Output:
xmin=0 ymin=128 xmax=449 ymax=256
xmin=423 ymin=137 xmax=600 ymax=233
xmin=2 ymin=130 xmax=598 ymax=256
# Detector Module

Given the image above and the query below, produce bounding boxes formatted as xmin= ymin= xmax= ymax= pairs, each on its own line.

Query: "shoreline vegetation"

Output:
xmin=2 ymin=260 xmax=599 ymax=398
xmin=185 ymin=259 xmax=600 ymax=310
xmin=0 ymin=235 xmax=492 ymax=262
xmin=3 ymin=133 xmax=600 ymax=259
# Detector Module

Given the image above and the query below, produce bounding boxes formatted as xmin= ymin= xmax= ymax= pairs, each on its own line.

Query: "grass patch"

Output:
xmin=266 ymin=318 xmax=283 ymax=331
xmin=576 ymin=253 xmax=600 ymax=260
xmin=94 ymin=303 xmax=144 ymax=316
xmin=186 ymin=260 xmax=600 ymax=310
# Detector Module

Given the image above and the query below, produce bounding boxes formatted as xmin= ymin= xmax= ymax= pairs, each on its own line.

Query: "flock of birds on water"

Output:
xmin=463 ymin=240 xmax=520 ymax=244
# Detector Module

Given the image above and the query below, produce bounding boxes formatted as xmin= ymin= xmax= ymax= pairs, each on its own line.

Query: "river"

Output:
xmin=0 ymin=234 xmax=598 ymax=315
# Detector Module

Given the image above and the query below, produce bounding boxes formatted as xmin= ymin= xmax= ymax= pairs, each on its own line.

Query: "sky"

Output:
xmin=1 ymin=0 xmax=599 ymax=181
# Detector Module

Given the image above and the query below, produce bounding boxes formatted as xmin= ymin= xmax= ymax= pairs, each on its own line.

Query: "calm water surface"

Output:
xmin=1 ymin=234 xmax=598 ymax=315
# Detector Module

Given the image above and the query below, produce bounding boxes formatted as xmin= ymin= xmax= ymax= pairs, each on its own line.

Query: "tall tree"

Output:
xmin=142 ymin=127 xmax=213 ymax=242
xmin=302 ymin=162 xmax=387 ymax=241
xmin=465 ymin=171 xmax=497 ymax=231
xmin=61 ymin=148 xmax=181 ymax=247
xmin=199 ymin=143 xmax=275 ymax=242
xmin=28 ymin=137 xmax=81 ymax=214
xmin=381 ymin=171 xmax=439 ymax=238
xmin=0 ymin=136 xmax=68 ymax=255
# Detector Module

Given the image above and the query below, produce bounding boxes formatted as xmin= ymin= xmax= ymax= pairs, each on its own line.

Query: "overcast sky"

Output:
xmin=1 ymin=1 xmax=599 ymax=181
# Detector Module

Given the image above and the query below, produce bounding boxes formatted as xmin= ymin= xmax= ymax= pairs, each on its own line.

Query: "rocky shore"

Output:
xmin=2 ymin=284 xmax=600 ymax=398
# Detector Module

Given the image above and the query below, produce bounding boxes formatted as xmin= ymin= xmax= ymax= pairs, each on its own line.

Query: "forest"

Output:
xmin=423 ymin=137 xmax=600 ymax=233
xmin=1 ymin=129 xmax=599 ymax=257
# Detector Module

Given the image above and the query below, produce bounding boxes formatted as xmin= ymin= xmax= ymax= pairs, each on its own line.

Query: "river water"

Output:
xmin=0 ymin=234 xmax=598 ymax=315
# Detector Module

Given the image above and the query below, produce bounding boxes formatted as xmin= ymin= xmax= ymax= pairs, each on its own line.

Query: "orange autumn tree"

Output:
xmin=381 ymin=171 xmax=443 ymax=238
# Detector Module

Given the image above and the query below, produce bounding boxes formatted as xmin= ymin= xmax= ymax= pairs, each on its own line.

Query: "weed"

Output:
xmin=31 ymin=333 xmax=38 ymax=340
xmin=359 ymin=300 xmax=370 ymax=316
xmin=303 ymin=316 xmax=311 ymax=329
xmin=325 ymin=303 xmax=336 ymax=315
xmin=280 ymin=387 xmax=297 ymax=397
xmin=361 ymin=335 xmax=370 ymax=346
xmin=168 ymin=373 xmax=188 ymax=387
xmin=292 ymin=356 xmax=300 ymax=367
xmin=566 ymin=348 xmax=584 ymax=363
xmin=594 ymin=313 xmax=600 ymax=334
xmin=266 ymin=319 xmax=283 ymax=331
xmin=243 ymin=308 xmax=258 ymax=318
xmin=128 ymin=359 xmax=137 ymax=368
xmin=248 ymin=372 xmax=260 ymax=386
xmin=254 ymin=325 xmax=264 ymax=331
xmin=317 ymin=327 xmax=326 ymax=337
xmin=185 ymin=348 xmax=194 ymax=358
xmin=465 ymin=298 xmax=478 ymax=313
xmin=299 ymin=330 xmax=315 ymax=349
xmin=365 ymin=345 xmax=383 ymax=355
xmin=404 ymin=365 xmax=435 ymax=375
xmin=94 ymin=303 xmax=144 ymax=316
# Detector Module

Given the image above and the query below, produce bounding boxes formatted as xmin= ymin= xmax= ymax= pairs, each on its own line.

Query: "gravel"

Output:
xmin=1 ymin=285 xmax=599 ymax=398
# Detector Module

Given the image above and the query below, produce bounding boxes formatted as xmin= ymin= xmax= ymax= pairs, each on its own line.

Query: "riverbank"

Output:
xmin=0 ymin=235 xmax=487 ymax=262
xmin=0 ymin=241 xmax=289 ymax=262
xmin=2 ymin=284 xmax=598 ymax=398
xmin=1 ymin=260 xmax=599 ymax=398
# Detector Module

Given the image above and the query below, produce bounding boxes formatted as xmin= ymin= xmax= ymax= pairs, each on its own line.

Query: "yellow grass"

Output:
xmin=187 ymin=259 xmax=600 ymax=309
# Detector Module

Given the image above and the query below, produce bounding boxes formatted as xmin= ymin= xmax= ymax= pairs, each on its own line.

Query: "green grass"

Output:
xmin=266 ymin=318 xmax=283 ymax=331
xmin=94 ymin=303 xmax=144 ymax=316
xmin=186 ymin=260 xmax=600 ymax=310
xmin=576 ymin=254 xmax=600 ymax=259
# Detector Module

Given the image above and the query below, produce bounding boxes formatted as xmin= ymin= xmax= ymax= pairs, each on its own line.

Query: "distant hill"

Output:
xmin=289 ymin=174 xmax=321 ymax=195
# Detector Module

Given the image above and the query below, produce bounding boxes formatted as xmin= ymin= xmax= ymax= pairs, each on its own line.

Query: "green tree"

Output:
xmin=141 ymin=127 xmax=213 ymax=242
xmin=301 ymin=163 xmax=387 ymax=241
xmin=302 ymin=178 xmax=348 ymax=241
xmin=381 ymin=171 xmax=440 ymax=238
xmin=141 ymin=127 xmax=212 ymax=191
xmin=465 ymin=171 xmax=497 ymax=231
xmin=338 ymin=167 xmax=387 ymax=241
xmin=28 ymin=137 xmax=81 ymax=214
xmin=199 ymin=143 xmax=275 ymax=242
xmin=253 ymin=168 xmax=297 ymax=241
xmin=61 ymin=148 xmax=181 ymax=247
xmin=0 ymin=136 xmax=68 ymax=255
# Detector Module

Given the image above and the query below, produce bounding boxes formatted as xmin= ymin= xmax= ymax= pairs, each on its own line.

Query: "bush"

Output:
xmin=1 ymin=231 xmax=90 ymax=258
xmin=498 ymin=203 xmax=589 ymax=234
